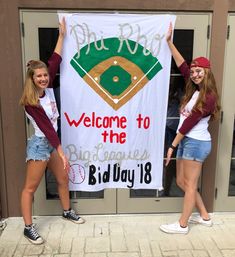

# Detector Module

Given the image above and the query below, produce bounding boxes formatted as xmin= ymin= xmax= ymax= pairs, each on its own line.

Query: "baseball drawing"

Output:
xmin=69 ymin=164 xmax=86 ymax=184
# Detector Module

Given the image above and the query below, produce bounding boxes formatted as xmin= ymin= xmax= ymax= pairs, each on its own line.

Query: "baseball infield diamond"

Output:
xmin=70 ymin=37 xmax=162 ymax=110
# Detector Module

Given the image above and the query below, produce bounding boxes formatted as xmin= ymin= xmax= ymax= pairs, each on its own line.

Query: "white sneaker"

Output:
xmin=159 ymin=221 xmax=189 ymax=234
xmin=189 ymin=215 xmax=212 ymax=227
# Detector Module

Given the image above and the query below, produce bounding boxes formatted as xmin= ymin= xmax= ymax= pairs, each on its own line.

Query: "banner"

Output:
xmin=59 ymin=13 xmax=176 ymax=191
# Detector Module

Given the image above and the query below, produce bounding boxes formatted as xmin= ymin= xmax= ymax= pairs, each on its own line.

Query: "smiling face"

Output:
xmin=33 ymin=68 xmax=49 ymax=94
xmin=189 ymin=66 xmax=205 ymax=85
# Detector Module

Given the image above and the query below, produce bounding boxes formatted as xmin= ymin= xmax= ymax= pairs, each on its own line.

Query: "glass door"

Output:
xmin=20 ymin=10 xmax=211 ymax=215
xmin=215 ymin=14 xmax=235 ymax=211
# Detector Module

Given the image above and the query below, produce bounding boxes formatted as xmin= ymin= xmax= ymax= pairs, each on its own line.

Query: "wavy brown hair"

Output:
xmin=181 ymin=68 xmax=220 ymax=120
xmin=19 ymin=60 xmax=48 ymax=106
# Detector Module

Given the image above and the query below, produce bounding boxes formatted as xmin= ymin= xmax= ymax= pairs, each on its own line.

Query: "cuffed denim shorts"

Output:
xmin=176 ymin=136 xmax=211 ymax=163
xmin=26 ymin=135 xmax=54 ymax=162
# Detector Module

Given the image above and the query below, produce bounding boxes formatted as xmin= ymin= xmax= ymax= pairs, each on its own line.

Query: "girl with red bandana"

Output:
xmin=160 ymin=23 xmax=220 ymax=234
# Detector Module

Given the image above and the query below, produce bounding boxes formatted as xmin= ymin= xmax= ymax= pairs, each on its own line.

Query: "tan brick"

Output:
xmin=221 ymin=250 xmax=235 ymax=257
xmin=178 ymin=250 xmax=193 ymax=257
xmin=71 ymin=237 xmax=85 ymax=253
xmin=24 ymin=244 xmax=44 ymax=255
xmin=191 ymin=250 xmax=209 ymax=257
xmin=85 ymin=237 xmax=110 ymax=253
xmin=125 ymin=236 xmax=139 ymax=252
xmin=110 ymin=235 xmax=127 ymax=252
xmin=162 ymin=251 xmax=178 ymax=257
xmin=139 ymin=238 xmax=152 ymax=257
xmin=108 ymin=253 xmax=139 ymax=257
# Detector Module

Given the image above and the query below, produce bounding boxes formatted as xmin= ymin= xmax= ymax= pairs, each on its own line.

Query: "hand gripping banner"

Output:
xmin=59 ymin=12 xmax=176 ymax=191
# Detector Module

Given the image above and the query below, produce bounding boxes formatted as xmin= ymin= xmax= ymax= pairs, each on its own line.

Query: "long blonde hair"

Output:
xmin=19 ymin=60 xmax=48 ymax=106
xmin=181 ymin=68 xmax=220 ymax=120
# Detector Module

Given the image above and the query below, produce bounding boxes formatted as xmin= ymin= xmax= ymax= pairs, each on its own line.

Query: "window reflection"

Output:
xmin=164 ymin=76 xmax=184 ymax=156
xmin=130 ymin=161 xmax=184 ymax=198
xmin=171 ymin=29 xmax=194 ymax=74
xmin=228 ymin=119 xmax=235 ymax=196
xmin=160 ymin=76 xmax=184 ymax=197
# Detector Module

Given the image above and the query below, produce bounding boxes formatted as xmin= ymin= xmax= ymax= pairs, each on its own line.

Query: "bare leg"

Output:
xmin=178 ymin=160 xmax=203 ymax=227
xmin=176 ymin=160 xmax=210 ymax=220
xmin=21 ymin=160 xmax=47 ymax=225
xmin=47 ymin=150 xmax=70 ymax=210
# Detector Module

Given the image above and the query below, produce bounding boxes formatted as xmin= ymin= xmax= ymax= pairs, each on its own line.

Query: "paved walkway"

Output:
xmin=0 ymin=213 xmax=235 ymax=257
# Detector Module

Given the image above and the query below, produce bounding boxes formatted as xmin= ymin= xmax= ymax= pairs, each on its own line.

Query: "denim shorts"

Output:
xmin=176 ymin=136 xmax=211 ymax=163
xmin=26 ymin=135 xmax=54 ymax=162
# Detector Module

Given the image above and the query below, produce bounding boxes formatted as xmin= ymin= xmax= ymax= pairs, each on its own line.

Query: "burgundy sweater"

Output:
xmin=25 ymin=52 xmax=62 ymax=149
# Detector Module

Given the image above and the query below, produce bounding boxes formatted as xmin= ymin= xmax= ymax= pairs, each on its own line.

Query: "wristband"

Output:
xmin=170 ymin=144 xmax=177 ymax=151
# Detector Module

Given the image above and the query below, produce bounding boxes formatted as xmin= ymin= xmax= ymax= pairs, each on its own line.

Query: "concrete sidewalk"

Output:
xmin=0 ymin=213 xmax=235 ymax=257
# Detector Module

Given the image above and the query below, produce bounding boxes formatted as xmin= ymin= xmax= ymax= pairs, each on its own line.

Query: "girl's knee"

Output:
xmin=176 ymin=178 xmax=184 ymax=190
xmin=184 ymin=182 xmax=197 ymax=193
xmin=22 ymin=186 xmax=37 ymax=195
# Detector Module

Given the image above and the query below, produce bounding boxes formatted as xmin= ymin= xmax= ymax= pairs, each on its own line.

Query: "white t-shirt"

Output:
xmin=177 ymin=91 xmax=211 ymax=141
xmin=26 ymin=88 xmax=59 ymax=138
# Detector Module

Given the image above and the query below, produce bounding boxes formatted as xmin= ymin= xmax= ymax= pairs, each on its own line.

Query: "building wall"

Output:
xmin=229 ymin=1 xmax=235 ymax=10
xmin=0 ymin=0 xmax=231 ymax=217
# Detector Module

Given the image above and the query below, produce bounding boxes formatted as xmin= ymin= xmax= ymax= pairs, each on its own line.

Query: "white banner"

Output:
xmin=59 ymin=12 xmax=176 ymax=191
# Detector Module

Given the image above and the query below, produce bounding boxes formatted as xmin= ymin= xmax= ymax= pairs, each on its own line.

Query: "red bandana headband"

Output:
xmin=190 ymin=57 xmax=211 ymax=69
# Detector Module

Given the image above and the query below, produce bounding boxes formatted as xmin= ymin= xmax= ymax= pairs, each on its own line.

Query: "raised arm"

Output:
xmin=54 ymin=17 xmax=66 ymax=56
xmin=47 ymin=17 xmax=66 ymax=87
xmin=166 ymin=22 xmax=185 ymax=68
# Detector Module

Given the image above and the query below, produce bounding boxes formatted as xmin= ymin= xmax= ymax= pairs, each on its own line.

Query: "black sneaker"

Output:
xmin=62 ymin=209 xmax=85 ymax=224
xmin=24 ymin=224 xmax=44 ymax=245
